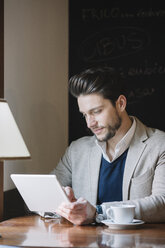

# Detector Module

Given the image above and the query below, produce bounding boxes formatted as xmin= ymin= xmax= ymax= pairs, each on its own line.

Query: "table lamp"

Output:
xmin=0 ymin=99 xmax=31 ymax=221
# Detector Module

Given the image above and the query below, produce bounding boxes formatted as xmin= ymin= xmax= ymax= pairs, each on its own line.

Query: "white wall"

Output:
xmin=4 ymin=0 xmax=68 ymax=191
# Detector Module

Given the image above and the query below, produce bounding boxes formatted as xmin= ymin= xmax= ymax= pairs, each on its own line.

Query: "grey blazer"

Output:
xmin=52 ymin=117 xmax=165 ymax=223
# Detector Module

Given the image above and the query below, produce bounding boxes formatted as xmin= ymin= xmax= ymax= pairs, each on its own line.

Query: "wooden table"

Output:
xmin=0 ymin=215 xmax=165 ymax=247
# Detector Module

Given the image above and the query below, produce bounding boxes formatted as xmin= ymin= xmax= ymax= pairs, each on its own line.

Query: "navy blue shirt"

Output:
xmin=97 ymin=149 xmax=128 ymax=204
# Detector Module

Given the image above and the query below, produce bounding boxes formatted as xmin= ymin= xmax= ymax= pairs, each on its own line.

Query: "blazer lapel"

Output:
xmin=123 ymin=118 xmax=148 ymax=200
xmin=88 ymin=144 xmax=102 ymax=205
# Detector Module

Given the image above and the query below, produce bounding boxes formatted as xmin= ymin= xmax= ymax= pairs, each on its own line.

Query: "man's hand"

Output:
xmin=56 ymin=187 xmax=96 ymax=225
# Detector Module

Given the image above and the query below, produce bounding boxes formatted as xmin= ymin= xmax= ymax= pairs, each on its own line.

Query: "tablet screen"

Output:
xmin=11 ymin=174 xmax=70 ymax=212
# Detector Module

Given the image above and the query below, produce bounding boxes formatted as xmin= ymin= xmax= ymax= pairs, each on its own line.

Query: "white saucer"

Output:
xmin=101 ymin=219 xmax=145 ymax=230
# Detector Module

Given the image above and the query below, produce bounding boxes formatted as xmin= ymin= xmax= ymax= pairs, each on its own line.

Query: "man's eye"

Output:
xmin=93 ymin=109 xmax=101 ymax=114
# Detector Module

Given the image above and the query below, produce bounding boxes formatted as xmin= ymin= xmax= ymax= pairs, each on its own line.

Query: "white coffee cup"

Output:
xmin=106 ymin=204 xmax=135 ymax=224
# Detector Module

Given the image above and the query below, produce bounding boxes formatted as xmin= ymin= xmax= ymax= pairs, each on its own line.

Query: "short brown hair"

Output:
xmin=69 ymin=66 xmax=127 ymax=106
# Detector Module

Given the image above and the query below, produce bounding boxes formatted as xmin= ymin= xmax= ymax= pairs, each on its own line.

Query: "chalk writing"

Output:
xmin=79 ymin=27 xmax=149 ymax=62
xmin=137 ymin=9 xmax=165 ymax=18
xmin=118 ymin=60 xmax=165 ymax=78
xmin=82 ymin=8 xmax=165 ymax=22
xmin=128 ymin=87 xmax=155 ymax=103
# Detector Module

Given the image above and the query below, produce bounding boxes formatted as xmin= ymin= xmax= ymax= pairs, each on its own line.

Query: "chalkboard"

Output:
xmin=69 ymin=0 xmax=165 ymax=143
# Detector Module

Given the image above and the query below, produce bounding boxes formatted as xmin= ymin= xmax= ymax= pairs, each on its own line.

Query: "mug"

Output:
xmin=106 ymin=204 xmax=135 ymax=224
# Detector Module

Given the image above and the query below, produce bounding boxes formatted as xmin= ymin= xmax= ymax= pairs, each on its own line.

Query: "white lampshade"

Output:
xmin=0 ymin=99 xmax=30 ymax=160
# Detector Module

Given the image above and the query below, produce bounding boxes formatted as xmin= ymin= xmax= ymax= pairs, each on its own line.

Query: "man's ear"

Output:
xmin=116 ymin=95 xmax=127 ymax=112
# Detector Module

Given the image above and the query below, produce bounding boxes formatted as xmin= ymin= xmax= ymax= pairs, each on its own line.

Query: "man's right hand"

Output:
xmin=57 ymin=186 xmax=96 ymax=225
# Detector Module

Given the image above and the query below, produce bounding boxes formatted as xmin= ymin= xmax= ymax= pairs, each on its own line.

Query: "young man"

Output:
xmin=53 ymin=67 xmax=165 ymax=225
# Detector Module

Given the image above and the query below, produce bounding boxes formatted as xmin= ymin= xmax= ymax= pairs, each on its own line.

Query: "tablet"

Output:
xmin=10 ymin=174 xmax=70 ymax=212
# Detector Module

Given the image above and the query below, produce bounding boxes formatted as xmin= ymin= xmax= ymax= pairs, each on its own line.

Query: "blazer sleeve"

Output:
xmin=51 ymin=145 xmax=72 ymax=187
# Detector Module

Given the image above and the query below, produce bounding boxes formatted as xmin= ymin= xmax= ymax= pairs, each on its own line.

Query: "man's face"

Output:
xmin=78 ymin=93 xmax=122 ymax=142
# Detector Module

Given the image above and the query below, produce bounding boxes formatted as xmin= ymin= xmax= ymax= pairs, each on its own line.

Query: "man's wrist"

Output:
xmin=95 ymin=205 xmax=104 ymax=223
xmin=96 ymin=205 xmax=103 ymax=214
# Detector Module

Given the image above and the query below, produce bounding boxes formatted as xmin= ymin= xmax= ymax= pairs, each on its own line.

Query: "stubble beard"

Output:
xmin=95 ymin=115 xmax=122 ymax=142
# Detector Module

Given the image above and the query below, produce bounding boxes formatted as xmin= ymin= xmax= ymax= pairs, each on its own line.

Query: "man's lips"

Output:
xmin=91 ymin=127 xmax=104 ymax=134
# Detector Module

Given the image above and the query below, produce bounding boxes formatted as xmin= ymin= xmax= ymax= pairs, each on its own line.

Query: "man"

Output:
xmin=52 ymin=67 xmax=165 ymax=225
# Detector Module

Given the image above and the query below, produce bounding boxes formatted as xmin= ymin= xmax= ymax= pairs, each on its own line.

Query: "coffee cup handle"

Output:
xmin=106 ymin=207 xmax=114 ymax=220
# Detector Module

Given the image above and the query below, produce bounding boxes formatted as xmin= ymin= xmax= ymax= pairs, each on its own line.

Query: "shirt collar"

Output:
xmin=96 ymin=116 xmax=136 ymax=162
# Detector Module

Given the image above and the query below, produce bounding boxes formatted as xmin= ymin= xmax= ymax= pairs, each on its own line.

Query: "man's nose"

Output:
xmin=86 ymin=115 xmax=96 ymax=128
